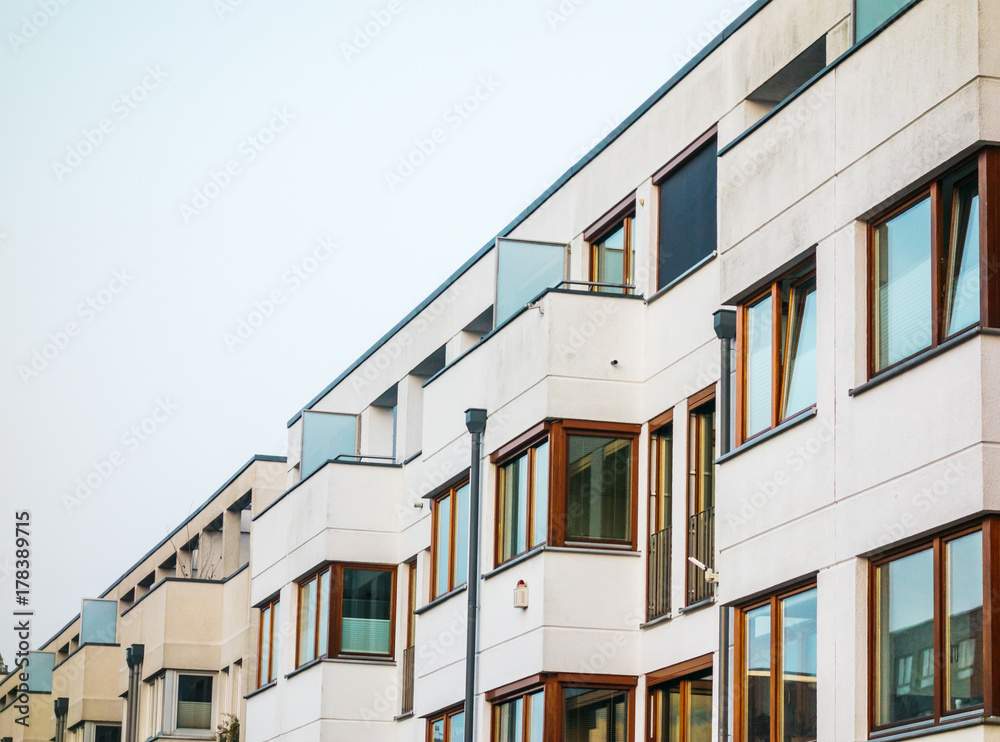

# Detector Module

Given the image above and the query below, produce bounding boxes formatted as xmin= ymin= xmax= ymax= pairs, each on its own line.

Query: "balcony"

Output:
xmin=646 ymin=528 xmax=671 ymax=621
xmin=687 ymin=507 xmax=715 ymax=605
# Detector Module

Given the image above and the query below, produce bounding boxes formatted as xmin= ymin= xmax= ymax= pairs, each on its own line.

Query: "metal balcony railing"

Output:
xmin=401 ymin=645 xmax=415 ymax=715
xmin=647 ymin=528 xmax=671 ymax=621
xmin=687 ymin=507 xmax=715 ymax=605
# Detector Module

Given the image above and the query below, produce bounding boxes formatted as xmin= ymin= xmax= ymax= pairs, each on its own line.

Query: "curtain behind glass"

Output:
xmin=566 ymin=436 xmax=632 ymax=542
xmin=564 ymin=687 xmax=628 ymax=742
xmin=341 ymin=569 xmax=392 ymax=655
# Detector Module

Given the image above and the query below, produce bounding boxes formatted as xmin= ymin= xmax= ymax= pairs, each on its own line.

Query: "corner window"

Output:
xmin=872 ymin=527 xmax=984 ymax=730
xmin=686 ymin=393 xmax=715 ymax=606
xmin=655 ymin=130 xmax=718 ymax=290
xmin=566 ymin=434 xmax=633 ymax=544
xmin=736 ymin=584 xmax=817 ymax=741
xmin=855 ymin=0 xmax=912 ymax=41
xmin=429 ymin=706 xmax=465 ymax=742
xmin=494 ymin=690 xmax=544 ymax=742
xmin=176 ymin=674 xmax=213 ymax=731
xmin=870 ymin=159 xmax=984 ymax=375
xmin=564 ymin=687 xmax=629 ymax=741
xmin=497 ymin=438 xmax=550 ymax=564
xmin=737 ymin=261 xmax=817 ymax=444
xmin=257 ymin=596 xmax=279 ymax=687
xmin=295 ymin=563 xmax=395 ymax=665
xmin=432 ymin=481 xmax=471 ymax=598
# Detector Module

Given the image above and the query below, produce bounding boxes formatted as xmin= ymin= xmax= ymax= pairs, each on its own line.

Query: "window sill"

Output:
xmin=678 ymin=597 xmax=715 ymax=615
xmin=323 ymin=656 xmax=395 ymax=667
xmin=483 ymin=546 xmax=545 ymax=580
xmin=715 ymin=407 xmax=817 ymax=465
xmin=285 ymin=657 xmax=322 ymax=679
xmin=482 ymin=545 xmax=640 ymax=582
xmin=849 ymin=326 xmax=990 ymax=397
xmin=244 ymin=680 xmax=276 ymax=700
xmin=869 ymin=709 xmax=986 ymax=741
xmin=393 ymin=711 xmax=414 ymax=721
xmin=414 ymin=584 xmax=467 ymax=615
xmin=639 ymin=613 xmax=673 ymax=630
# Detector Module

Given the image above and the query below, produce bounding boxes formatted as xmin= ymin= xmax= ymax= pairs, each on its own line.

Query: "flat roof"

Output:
xmin=286 ymin=0 xmax=775 ymax=428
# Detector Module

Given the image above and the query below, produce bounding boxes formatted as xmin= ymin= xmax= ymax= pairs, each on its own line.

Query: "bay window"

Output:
xmin=648 ymin=659 xmax=713 ymax=742
xmin=496 ymin=438 xmax=550 ymax=564
xmin=432 ymin=480 xmax=471 ymax=598
xmin=869 ymin=155 xmax=994 ymax=377
xmin=736 ymin=583 xmax=817 ymax=741
xmin=429 ymin=705 xmax=466 ymax=742
xmin=295 ymin=563 xmax=395 ymax=666
xmin=737 ymin=260 xmax=817 ymax=445
xmin=566 ymin=433 xmax=633 ymax=544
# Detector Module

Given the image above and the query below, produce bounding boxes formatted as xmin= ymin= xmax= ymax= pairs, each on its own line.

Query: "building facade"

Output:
xmin=6 ymin=0 xmax=1000 ymax=740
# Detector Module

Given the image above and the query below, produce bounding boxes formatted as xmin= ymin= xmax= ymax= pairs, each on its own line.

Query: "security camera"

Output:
xmin=688 ymin=556 xmax=720 ymax=584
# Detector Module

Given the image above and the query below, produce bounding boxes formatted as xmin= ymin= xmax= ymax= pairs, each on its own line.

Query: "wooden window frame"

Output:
xmin=649 ymin=412 xmax=673 ymax=535
xmin=431 ymin=480 xmax=471 ymax=599
xmin=585 ymin=194 xmax=637 ymax=295
xmin=646 ymin=654 xmax=714 ymax=742
xmin=426 ymin=703 xmax=465 ymax=742
xmin=734 ymin=260 xmax=817 ymax=448
xmin=867 ymin=518 xmax=997 ymax=736
xmin=867 ymin=150 xmax=1000 ymax=379
xmin=492 ymin=420 xmax=641 ymax=569
xmin=256 ymin=596 xmax=279 ymax=688
xmin=486 ymin=672 xmax=637 ymax=742
xmin=685 ymin=389 xmax=716 ymax=606
xmin=406 ymin=558 xmax=417 ymax=650
xmin=733 ymin=580 xmax=818 ymax=742
xmin=295 ymin=566 xmax=330 ymax=668
xmin=295 ymin=562 xmax=397 ymax=666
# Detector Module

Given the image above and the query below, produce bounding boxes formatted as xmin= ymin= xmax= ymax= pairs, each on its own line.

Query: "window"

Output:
xmin=871 ymin=526 xmax=984 ymax=731
xmin=493 ymin=421 xmax=639 ymax=566
xmin=494 ymin=690 xmax=544 ymax=742
xmin=295 ymin=563 xmax=395 ymax=664
xmin=869 ymin=158 xmax=986 ymax=375
xmin=737 ymin=261 xmax=817 ymax=444
xmin=855 ymin=0 xmax=913 ymax=41
xmin=687 ymin=392 xmax=715 ymax=605
xmin=655 ymin=129 xmax=718 ymax=290
xmin=402 ymin=560 xmax=416 ymax=715
xmin=736 ymin=584 xmax=817 ymax=742
xmin=496 ymin=438 xmax=550 ymax=564
xmin=432 ymin=480 xmax=471 ymax=598
xmin=487 ymin=674 xmax=634 ymax=742
xmin=257 ymin=596 xmax=279 ymax=687
xmin=176 ymin=674 xmax=213 ymax=731
xmin=649 ymin=673 xmax=712 ymax=742
xmin=297 ymin=568 xmax=330 ymax=666
xmin=586 ymin=195 xmax=637 ymax=295
xmin=648 ymin=417 xmax=673 ymax=621
xmin=429 ymin=706 xmax=466 ymax=742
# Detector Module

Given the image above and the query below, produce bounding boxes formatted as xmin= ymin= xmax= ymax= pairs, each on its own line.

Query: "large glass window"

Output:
xmin=257 ymin=596 xmax=279 ymax=687
xmin=494 ymin=690 xmax=544 ymax=742
xmin=566 ymin=434 xmax=633 ymax=544
xmin=873 ymin=528 xmax=984 ymax=729
xmin=176 ymin=674 xmax=213 ymax=730
xmin=738 ymin=262 xmax=817 ymax=444
xmin=590 ymin=217 xmax=635 ymax=295
xmin=656 ymin=132 xmax=718 ymax=290
xmin=870 ymin=162 xmax=983 ymax=375
xmin=649 ymin=672 xmax=712 ymax=742
xmin=295 ymin=563 xmax=395 ymax=665
xmin=855 ymin=0 xmax=913 ymax=41
xmin=432 ymin=481 xmax=471 ymax=598
xmin=737 ymin=584 xmax=817 ymax=742
xmin=497 ymin=439 xmax=549 ymax=564
xmin=564 ymin=687 xmax=629 ymax=742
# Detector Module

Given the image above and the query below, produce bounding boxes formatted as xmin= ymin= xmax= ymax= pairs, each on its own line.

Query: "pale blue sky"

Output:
xmin=0 ymin=0 xmax=754 ymax=655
